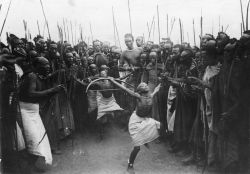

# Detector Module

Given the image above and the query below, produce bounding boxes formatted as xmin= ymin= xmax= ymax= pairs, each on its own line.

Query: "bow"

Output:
xmin=85 ymin=77 xmax=134 ymax=93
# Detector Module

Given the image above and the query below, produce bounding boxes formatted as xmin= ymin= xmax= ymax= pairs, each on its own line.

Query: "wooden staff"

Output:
xmin=42 ymin=22 xmax=46 ymax=37
xmin=179 ymin=18 xmax=183 ymax=44
xmin=200 ymin=14 xmax=203 ymax=45
xmin=193 ymin=19 xmax=196 ymax=46
xmin=113 ymin=10 xmax=122 ymax=51
xmin=148 ymin=16 xmax=155 ymax=41
xmin=152 ymin=19 xmax=156 ymax=42
xmin=241 ymin=23 xmax=243 ymax=36
xmin=240 ymin=0 xmax=245 ymax=31
xmin=219 ymin=16 xmax=221 ymax=32
xmin=23 ymin=20 xmax=27 ymax=40
xmin=89 ymin=22 xmax=94 ymax=43
xmin=167 ymin=14 xmax=169 ymax=37
xmin=63 ymin=18 xmax=67 ymax=41
xmin=40 ymin=0 xmax=51 ymax=40
xmin=181 ymin=21 xmax=184 ymax=42
xmin=147 ymin=22 xmax=150 ymax=37
xmin=112 ymin=6 xmax=117 ymax=46
xmin=127 ymin=0 xmax=133 ymax=34
xmin=212 ymin=20 xmax=214 ymax=35
xmin=0 ymin=0 xmax=13 ymax=37
xmin=246 ymin=0 xmax=250 ymax=30
xmin=66 ymin=19 xmax=70 ymax=42
xmin=70 ymin=21 xmax=74 ymax=45
xmin=169 ymin=18 xmax=176 ymax=37
xmin=37 ymin=20 xmax=41 ymax=35
xmin=157 ymin=5 xmax=161 ymax=44
xmin=75 ymin=21 xmax=77 ymax=44
xmin=224 ymin=25 xmax=229 ymax=32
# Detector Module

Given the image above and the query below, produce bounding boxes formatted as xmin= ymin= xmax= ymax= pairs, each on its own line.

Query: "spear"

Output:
xmin=187 ymin=32 xmax=190 ymax=44
xmin=147 ymin=22 xmax=150 ymax=37
xmin=148 ymin=16 xmax=155 ymax=41
xmin=169 ymin=17 xmax=176 ymax=37
xmin=114 ymin=14 xmax=122 ymax=51
xmin=112 ymin=6 xmax=117 ymax=46
xmin=224 ymin=25 xmax=229 ymax=32
xmin=70 ymin=21 xmax=74 ymax=45
xmin=193 ymin=19 xmax=196 ymax=46
xmin=37 ymin=20 xmax=41 ymax=35
xmin=246 ymin=0 xmax=250 ymax=30
xmin=157 ymin=5 xmax=161 ymax=44
xmin=179 ymin=18 xmax=183 ymax=44
xmin=39 ymin=0 xmax=51 ymax=40
xmin=152 ymin=20 xmax=156 ymax=42
xmin=23 ymin=20 xmax=27 ymax=40
xmin=167 ymin=14 xmax=169 ymax=37
xmin=240 ymin=0 xmax=245 ymax=31
xmin=0 ymin=0 xmax=13 ymax=37
xmin=219 ymin=16 xmax=221 ymax=32
xmin=89 ymin=22 xmax=93 ymax=43
xmin=127 ymin=0 xmax=133 ymax=34
xmin=112 ymin=7 xmax=121 ymax=49
xmin=182 ymin=20 xmax=184 ymax=42
xmin=66 ymin=19 xmax=70 ymax=42
xmin=42 ymin=22 xmax=46 ymax=37
xmin=212 ymin=20 xmax=214 ymax=35
xmin=75 ymin=21 xmax=77 ymax=45
xmin=63 ymin=18 xmax=67 ymax=41
xmin=241 ymin=23 xmax=243 ymax=36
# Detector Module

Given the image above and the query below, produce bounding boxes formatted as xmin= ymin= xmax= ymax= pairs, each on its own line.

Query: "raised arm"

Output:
xmin=109 ymin=78 xmax=140 ymax=99
xmin=151 ymin=84 xmax=161 ymax=97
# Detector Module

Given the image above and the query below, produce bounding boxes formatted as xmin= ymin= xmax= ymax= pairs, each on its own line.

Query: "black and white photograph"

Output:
xmin=0 ymin=0 xmax=250 ymax=173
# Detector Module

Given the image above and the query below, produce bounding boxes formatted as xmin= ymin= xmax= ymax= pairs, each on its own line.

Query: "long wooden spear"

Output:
xmin=246 ymin=0 xmax=250 ymax=30
xmin=179 ymin=18 xmax=183 ymax=44
xmin=148 ymin=16 xmax=155 ymax=41
xmin=193 ymin=19 xmax=196 ymax=46
xmin=240 ymin=0 xmax=245 ymax=31
xmin=114 ymin=14 xmax=122 ymax=51
xmin=0 ymin=0 xmax=12 ymax=37
xmin=40 ymin=0 xmax=51 ymax=40
xmin=112 ymin=7 xmax=122 ymax=50
xmin=127 ymin=0 xmax=133 ymax=34
xmin=157 ymin=5 xmax=161 ymax=44
xmin=89 ymin=22 xmax=93 ymax=43
xmin=167 ymin=14 xmax=169 ymax=37
xmin=23 ymin=20 xmax=27 ymax=40
xmin=169 ymin=17 xmax=176 ymax=37
xmin=37 ymin=20 xmax=41 ymax=35
xmin=70 ymin=21 xmax=74 ymax=45
xmin=63 ymin=19 xmax=67 ymax=41
xmin=112 ymin=6 xmax=117 ymax=46
xmin=66 ymin=19 xmax=70 ymax=42
xmin=241 ymin=23 xmax=243 ymax=36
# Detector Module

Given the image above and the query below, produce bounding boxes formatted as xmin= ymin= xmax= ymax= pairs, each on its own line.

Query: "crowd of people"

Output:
xmin=0 ymin=30 xmax=250 ymax=174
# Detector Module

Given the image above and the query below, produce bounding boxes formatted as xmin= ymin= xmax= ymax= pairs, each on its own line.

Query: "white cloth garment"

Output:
xmin=19 ymin=102 xmax=52 ymax=165
xmin=129 ymin=111 xmax=160 ymax=146
xmin=96 ymin=91 xmax=123 ymax=120
xmin=166 ymin=86 xmax=176 ymax=131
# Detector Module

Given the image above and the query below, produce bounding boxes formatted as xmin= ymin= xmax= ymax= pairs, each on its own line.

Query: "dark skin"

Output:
xmin=119 ymin=37 xmax=142 ymax=71
xmin=19 ymin=62 xmax=65 ymax=103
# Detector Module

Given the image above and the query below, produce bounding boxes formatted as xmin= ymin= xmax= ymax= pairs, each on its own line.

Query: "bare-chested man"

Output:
xmin=119 ymin=33 xmax=143 ymax=113
xmin=18 ymin=57 xmax=65 ymax=170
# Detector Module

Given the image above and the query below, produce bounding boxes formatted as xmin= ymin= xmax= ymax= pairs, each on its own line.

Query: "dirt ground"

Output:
xmin=32 ymin=122 xmax=218 ymax=174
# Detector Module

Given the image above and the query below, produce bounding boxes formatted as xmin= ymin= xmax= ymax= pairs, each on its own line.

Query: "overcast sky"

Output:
xmin=0 ymin=0 xmax=247 ymax=48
